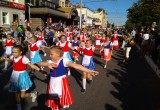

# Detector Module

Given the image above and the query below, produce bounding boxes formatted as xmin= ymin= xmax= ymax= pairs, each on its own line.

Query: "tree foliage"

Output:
xmin=97 ymin=8 xmax=105 ymax=13
xmin=125 ymin=0 xmax=160 ymax=30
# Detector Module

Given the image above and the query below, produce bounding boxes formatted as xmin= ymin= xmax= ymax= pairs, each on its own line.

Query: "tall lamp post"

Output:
xmin=79 ymin=0 xmax=82 ymax=29
xmin=26 ymin=0 xmax=32 ymax=22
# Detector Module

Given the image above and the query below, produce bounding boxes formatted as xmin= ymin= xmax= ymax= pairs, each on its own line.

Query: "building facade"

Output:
xmin=76 ymin=7 xmax=94 ymax=27
xmin=93 ymin=10 xmax=108 ymax=28
xmin=0 ymin=0 xmax=26 ymax=28
xmin=27 ymin=0 xmax=78 ymax=29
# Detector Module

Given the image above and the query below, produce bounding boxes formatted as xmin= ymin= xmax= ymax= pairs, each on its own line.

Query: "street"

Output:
xmin=1 ymin=46 xmax=160 ymax=110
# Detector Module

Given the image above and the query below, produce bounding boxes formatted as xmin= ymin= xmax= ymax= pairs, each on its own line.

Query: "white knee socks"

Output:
xmin=83 ymin=78 xmax=86 ymax=90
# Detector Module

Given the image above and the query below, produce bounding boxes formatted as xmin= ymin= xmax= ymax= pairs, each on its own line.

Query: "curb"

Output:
xmin=135 ymin=43 xmax=160 ymax=78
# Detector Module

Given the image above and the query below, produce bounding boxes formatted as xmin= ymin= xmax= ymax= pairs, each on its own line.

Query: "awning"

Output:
xmin=30 ymin=7 xmax=68 ymax=18
xmin=57 ymin=7 xmax=78 ymax=19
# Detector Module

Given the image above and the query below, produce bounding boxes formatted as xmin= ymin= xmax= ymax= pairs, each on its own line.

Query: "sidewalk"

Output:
xmin=135 ymin=43 xmax=160 ymax=78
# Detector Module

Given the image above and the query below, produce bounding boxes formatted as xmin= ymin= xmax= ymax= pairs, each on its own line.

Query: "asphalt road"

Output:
xmin=1 ymin=46 xmax=160 ymax=110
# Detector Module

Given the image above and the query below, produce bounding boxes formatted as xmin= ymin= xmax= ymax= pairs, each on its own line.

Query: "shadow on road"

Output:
xmin=29 ymin=94 xmax=51 ymax=110
xmin=70 ymin=67 xmax=83 ymax=89
xmin=108 ymin=47 xmax=160 ymax=110
xmin=105 ymin=104 xmax=117 ymax=110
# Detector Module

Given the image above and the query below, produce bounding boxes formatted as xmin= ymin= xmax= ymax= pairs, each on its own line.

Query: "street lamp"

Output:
xmin=26 ymin=1 xmax=33 ymax=22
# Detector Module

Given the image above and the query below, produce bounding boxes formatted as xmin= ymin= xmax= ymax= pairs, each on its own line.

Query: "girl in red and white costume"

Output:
xmin=37 ymin=32 xmax=47 ymax=56
xmin=0 ymin=33 xmax=16 ymax=70
xmin=100 ymin=36 xmax=113 ymax=68
xmin=79 ymin=32 xmax=86 ymax=54
xmin=56 ymin=35 xmax=75 ymax=75
xmin=72 ymin=36 xmax=80 ymax=63
xmin=101 ymin=33 xmax=106 ymax=47
xmin=28 ymin=37 xmax=43 ymax=74
xmin=4 ymin=45 xmax=42 ymax=110
xmin=111 ymin=31 xmax=122 ymax=50
xmin=66 ymin=30 xmax=73 ymax=42
xmin=95 ymin=32 xmax=101 ymax=49
xmin=38 ymin=46 xmax=99 ymax=110
xmin=81 ymin=40 xmax=95 ymax=94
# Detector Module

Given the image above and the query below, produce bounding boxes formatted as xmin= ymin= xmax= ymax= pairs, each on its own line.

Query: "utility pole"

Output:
xmin=79 ymin=0 xmax=82 ymax=29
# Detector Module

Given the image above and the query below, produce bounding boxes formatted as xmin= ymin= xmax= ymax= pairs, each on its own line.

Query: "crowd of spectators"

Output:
xmin=134 ymin=28 xmax=160 ymax=67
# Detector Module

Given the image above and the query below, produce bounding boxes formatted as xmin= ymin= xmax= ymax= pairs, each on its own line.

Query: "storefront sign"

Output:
xmin=0 ymin=1 xmax=10 ymax=7
xmin=10 ymin=2 xmax=26 ymax=10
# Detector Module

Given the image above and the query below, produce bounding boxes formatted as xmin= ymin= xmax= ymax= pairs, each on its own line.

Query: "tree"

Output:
xmin=97 ymin=8 xmax=105 ymax=13
xmin=125 ymin=0 xmax=160 ymax=30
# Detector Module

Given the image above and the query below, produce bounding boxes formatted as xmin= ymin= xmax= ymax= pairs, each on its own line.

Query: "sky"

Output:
xmin=70 ymin=0 xmax=138 ymax=26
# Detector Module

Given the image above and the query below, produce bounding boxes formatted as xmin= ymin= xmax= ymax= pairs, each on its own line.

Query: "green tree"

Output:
xmin=97 ymin=8 xmax=105 ymax=12
xmin=125 ymin=0 xmax=160 ymax=30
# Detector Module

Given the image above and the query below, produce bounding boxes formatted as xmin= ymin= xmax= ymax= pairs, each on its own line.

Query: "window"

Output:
xmin=13 ymin=14 xmax=18 ymax=22
xmin=2 ymin=12 xmax=9 ymax=25
xmin=31 ymin=0 xmax=35 ymax=6
xmin=12 ymin=0 xmax=18 ymax=3
xmin=62 ymin=2 xmax=64 ymax=7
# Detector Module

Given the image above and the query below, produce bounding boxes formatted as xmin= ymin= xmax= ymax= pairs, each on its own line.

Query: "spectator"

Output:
xmin=141 ymin=29 xmax=150 ymax=56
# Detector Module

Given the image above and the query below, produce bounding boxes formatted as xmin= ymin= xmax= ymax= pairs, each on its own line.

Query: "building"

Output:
xmin=76 ymin=7 xmax=94 ymax=27
xmin=93 ymin=10 xmax=108 ymax=29
xmin=0 ymin=0 xmax=26 ymax=28
xmin=26 ymin=0 xmax=78 ymax=29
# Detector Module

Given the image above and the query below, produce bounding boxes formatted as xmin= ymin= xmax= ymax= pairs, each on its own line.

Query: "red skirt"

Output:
xmin=100 ymin=49 xmax=104 ymax=57
xmin=113 ymin=45 xmax=119 ymax=50
xmin=72 ymin=52 xmax=80 ymax=57
xmin=103 ymin=50 xmax=111 ymax=61
xmin=95 ymin=45 xmax=101 ymax=48
xmin=47 ymin=77 xmax=74 ymax=110
xmin=72 ymin=48 xmax=80 ymax=57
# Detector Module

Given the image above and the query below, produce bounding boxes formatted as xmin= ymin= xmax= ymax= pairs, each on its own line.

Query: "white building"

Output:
xmin=76 ymin=7 xmax=94 ymax=27
xmin=0 ymin=0 xmax=26 ymax=28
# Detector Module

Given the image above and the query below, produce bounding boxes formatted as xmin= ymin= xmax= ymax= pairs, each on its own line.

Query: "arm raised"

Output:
xmin=67 ymin=61 xmax=99 ymax=76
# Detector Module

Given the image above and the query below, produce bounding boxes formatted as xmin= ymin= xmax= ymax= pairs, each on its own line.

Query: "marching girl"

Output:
xmin=81 ymin=40 xmax=96 ymax=94
xmin=28 ymin=37 xmax=43 ymax=74
xmin=100 ymin=33 xmax=106 ymax=59
xmin=79 ymin=32 xmax=86 ymax=54
xmin=66 ymin=30 xmax=73 ymax=42
xmin=2 ymin=45 xmax=42 ymax=110
xmin=56 ymin=35 xmax=75 ymax=76
xmin=0 ymin=33 xmax=16 ymax=70
xmin=72 ymin=36 xmax=80 ymax=63
xmin=95 ymin=32 xmax=101 ymax=49
xmin=100 ymin=36 xmax=113 ymax=68
xmin=37 ymin=32 xmax=48 ymax=56
xmin=101 ymin=33 xmax=106 ymax=47
xmin=37 ymin=46 xmax=99 ymax=110
xmin=111 ymin=30 xmax=122 ymax=50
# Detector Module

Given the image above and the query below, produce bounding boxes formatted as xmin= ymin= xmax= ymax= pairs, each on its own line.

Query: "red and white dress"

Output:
xmin=56 ymin=41 xmax=73 ymax=62
xmin=100 ymin=37 xmax=106 ymax=46
xmin=72 ymin=41 xmax=80 ymax=57
xmin=37 ymin=35 xmax=44 ymax=46
xmin=103 ymin=42 xmax=112 ymax=61
xmin=79 ymin=34 xmax=86 ymax=54
xmin=111 ymin=34 xmax=119 ymax=50
xmin=9 ymin=56 xmax=32 ymax=92
xmin=66 ymin=32 xmax=72 ymax=42
xmin=29 ymin=43 xmax=42 ymax=64
xmin=4 ymin=39 xmax=15 ymax=55
xmin=95 ymin=35 xmax=101 ymax=48
xmin=47 ymin=58 xmax=73 ymax=110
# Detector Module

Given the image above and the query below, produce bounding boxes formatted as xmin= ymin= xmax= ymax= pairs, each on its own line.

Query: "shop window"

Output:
xmin=31 ymin=0 xmax=35 ymax=6
xmin=2 ymin=12 xmax=9 ymax=25
xmin=13 ymin=14 xmax=18 ymax=23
